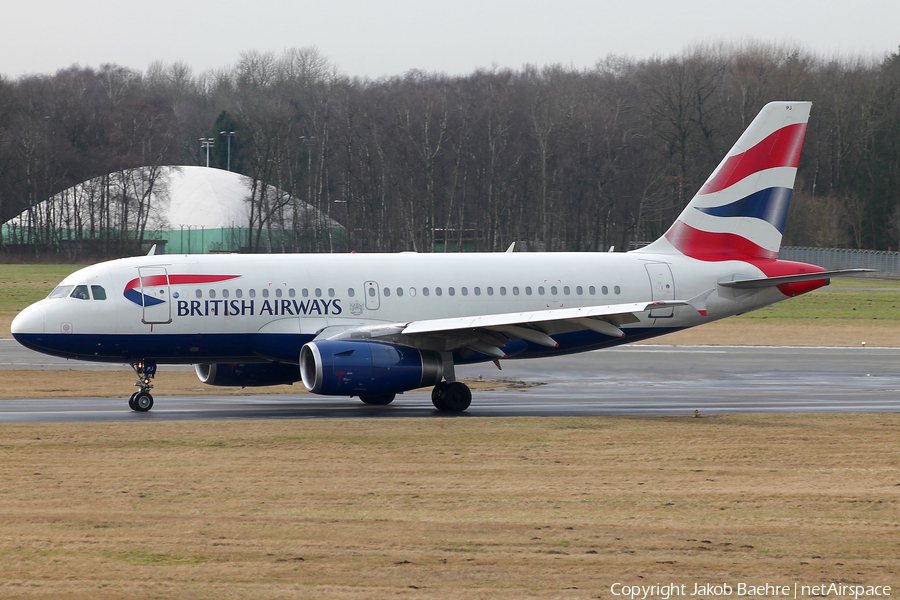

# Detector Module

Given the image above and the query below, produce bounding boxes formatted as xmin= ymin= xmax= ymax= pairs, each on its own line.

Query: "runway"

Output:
xmin=1 ymin=339 xmax=898 ymax=422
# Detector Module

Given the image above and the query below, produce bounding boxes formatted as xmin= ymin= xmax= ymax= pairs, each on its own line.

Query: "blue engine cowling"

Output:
xmin=300 ymin=340 xmax=443 ymax=396
xmin=195 ymin=362 xmax=301 ymax=387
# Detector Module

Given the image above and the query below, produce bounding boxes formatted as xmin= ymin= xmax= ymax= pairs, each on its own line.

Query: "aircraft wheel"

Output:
xmin=359 ymin=393 xmax=396 ymax=406
xmin=431 ymin=381 xmax=448 ymax=404
xmin=128 ymin=392 xmax=139 ymax=411
xmin=133 ymin=392 xmax=154 ymax=412
xmin=434 ymin=382 xmax=471 ymax=412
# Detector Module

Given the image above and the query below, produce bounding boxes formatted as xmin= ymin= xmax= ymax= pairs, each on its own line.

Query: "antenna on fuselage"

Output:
xmin=505 ymin=242 xmax=516 ymax=253
xmin=147 ymin=244 xmax=157 ymax=256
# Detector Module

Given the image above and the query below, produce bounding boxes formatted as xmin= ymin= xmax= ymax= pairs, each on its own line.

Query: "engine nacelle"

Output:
xmin=195 ymin=362 xmax=301 ymax=387
xmin=300 ymin=340 xmax=443 ymax=396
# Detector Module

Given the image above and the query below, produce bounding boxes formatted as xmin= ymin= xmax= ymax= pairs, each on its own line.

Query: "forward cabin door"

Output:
xmin=644 ymin=263 xmax=675 ymax=318
xmin=138 ymin=267 xmax=172 ymax=324
xmin=364 ymin=281 xmax=380 ymax=311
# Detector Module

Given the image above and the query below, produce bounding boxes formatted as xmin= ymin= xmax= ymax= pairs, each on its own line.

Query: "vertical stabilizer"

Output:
xmin=636 ymin=101 xmax=811 ymax=260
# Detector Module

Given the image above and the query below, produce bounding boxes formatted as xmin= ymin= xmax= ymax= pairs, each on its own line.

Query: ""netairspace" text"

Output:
xmin=609 ymin=582 xmax=891 ymax=599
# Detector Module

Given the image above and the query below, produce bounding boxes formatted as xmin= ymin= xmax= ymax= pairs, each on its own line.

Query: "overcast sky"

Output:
xmin=3 ymin=0 xmax=898 ymax=80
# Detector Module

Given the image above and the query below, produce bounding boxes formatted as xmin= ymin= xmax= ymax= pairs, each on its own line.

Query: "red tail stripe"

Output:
xmin=664 ymin=221 xmax=777 ymax=261
xmin=698 ymin=123 xmax=807 ymax=195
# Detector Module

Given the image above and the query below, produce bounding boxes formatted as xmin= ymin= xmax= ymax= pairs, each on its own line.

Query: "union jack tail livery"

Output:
xmin=640 ymin=101 xmax=811 ymax=261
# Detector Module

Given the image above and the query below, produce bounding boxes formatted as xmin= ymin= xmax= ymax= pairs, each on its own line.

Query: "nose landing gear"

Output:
xmin=129 ymin=361 xmax=156 ymax=412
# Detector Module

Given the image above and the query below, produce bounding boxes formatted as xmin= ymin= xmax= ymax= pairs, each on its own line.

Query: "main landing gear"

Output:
xmin=129 ymin=360 xmax=156 ymax=412
xmin=431 ymin=381 xmax=472 ymax=412
xmin=430 ymin=354 xmax=472 ymax=412
xmin=358 ymin=383 xmax=471 ymax=412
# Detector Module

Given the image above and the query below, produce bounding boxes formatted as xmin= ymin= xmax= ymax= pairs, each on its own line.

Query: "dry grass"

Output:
xmin=644 ymin=319 xmax=900 ymax=347
xmin=0 ymin=415 xmax=897 ymax=598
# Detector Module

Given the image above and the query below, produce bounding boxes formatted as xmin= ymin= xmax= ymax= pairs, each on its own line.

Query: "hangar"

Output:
xmin=1 ymin=166 xmax=344 ymax=256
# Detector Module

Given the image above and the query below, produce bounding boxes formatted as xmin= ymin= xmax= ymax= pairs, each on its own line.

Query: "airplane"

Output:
xmin=10 ymin=101 xmax=870 ymax=413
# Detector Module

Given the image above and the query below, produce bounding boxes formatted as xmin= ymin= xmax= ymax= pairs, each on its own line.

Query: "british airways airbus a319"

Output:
xmin=11 ymin=102 xmax=867 ymax=412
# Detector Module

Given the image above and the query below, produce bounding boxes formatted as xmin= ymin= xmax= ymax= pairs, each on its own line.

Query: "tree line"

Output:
xmin=1 ymin=42 xmax=899 ymax=257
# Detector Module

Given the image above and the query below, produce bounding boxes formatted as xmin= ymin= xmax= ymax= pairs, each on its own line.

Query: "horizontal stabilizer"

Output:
xmin=718 ymin=268 xmax=874 ymax=289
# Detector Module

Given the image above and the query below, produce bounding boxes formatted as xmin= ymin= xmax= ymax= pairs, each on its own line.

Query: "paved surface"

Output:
xmin=1 ymin=339 xmax=898 ymax=422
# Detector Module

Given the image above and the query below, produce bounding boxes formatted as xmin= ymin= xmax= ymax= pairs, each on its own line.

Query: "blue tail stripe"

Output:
xmin=695 ymin=187 xmax=793 ymax=233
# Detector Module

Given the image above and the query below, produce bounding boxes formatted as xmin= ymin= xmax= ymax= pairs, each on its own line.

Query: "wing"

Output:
xmin=313 ymin=300 xmax=690 ymax=359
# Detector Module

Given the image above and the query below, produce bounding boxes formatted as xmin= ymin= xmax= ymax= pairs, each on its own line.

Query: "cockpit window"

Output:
xmin=70 ymin=285 xmax=90 ymax=300
xmin=48 ymin=285 xmax=74 ymax=299
xmin=91 ymin=285 xmax=107 ymax=300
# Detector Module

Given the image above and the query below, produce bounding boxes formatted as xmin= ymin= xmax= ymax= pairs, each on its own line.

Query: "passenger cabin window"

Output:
xmin=90 ymin=285 xmax=107 ymax=300
xmin=383 ymin=287 xmax=391 ymax=297
xmin=328 ymin=288 xmax=335 ymax=298
xmin=315 ymin=288 xmax=322 ymax=298
xmin=601 ymin=286 xmax=608 ymax=295
xmin=614 ymin=286 xmax=621 ymax=294
xmin=275 ymin=289 xmax=282 ymax=298
xmin=209 ymin=289 xmax=216 ymax=299
xmin=222 ymin=289 xmax=229 ymax=298
xmin=195 ymin=289 xmax=203 ymax=299
xmin=236 ymin=289 xmax=243 ymax=298
xmin=302 ymin=288 xmax=309 ymax=297
xmin=348 ymin=288 xmax=355 ymax=297
xmin=289 ymin=289 xmax=296 ymax=298
xmin=423 ymin=287 xmax=430 ymax=296
xmin=249 ymin=289 xmax=256 ymax=298
xmin=262 ymin=289 xmax=269 ymax=298
xmin=71 ymin=285 xmax=90 ymax=300
xmin=396 ymin=287 xmax=403 ymax=297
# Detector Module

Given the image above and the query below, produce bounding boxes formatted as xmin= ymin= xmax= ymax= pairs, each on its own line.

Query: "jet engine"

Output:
xmin=195 ymin=362 xmax=301 ymax=387
xmin=300 ymin=340 xmax=443 ymax=396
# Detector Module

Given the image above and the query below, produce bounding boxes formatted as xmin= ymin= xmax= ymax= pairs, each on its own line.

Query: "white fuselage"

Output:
xmin=12 ymin=250 xmax=787 ymax=365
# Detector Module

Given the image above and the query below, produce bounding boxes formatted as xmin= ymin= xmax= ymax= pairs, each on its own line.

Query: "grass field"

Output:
xmin=0 ymin=415 xmax=897 ymax=599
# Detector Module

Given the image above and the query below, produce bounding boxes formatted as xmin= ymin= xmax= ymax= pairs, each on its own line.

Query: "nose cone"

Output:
xmin=11 ymin=304 xmax=45 ymax=338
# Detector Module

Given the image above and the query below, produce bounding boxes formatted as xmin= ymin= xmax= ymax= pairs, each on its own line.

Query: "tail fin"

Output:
xmin=637 ymin=101 xmax=811 ymax=261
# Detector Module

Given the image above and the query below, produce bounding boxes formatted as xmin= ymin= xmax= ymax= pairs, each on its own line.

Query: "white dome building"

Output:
xmin=2 ymin=166 xmax=344 ymax=255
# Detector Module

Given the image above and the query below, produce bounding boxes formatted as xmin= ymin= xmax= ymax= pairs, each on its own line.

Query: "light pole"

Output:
xmin=199 ymin=138 xmax=215 ymax=167
xmin=219 ymin=131 xmax=236 ymax=171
